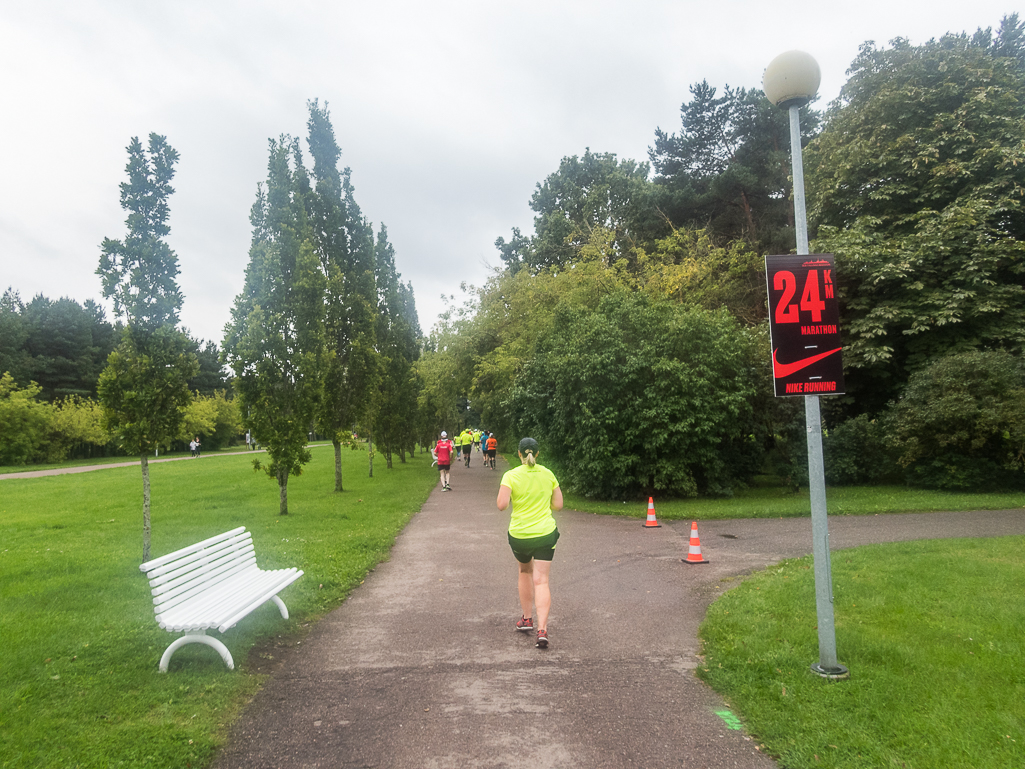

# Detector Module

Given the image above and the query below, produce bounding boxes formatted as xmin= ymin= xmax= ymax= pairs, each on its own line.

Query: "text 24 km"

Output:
xmin=773 ymin=269 xmax=834 ymax=324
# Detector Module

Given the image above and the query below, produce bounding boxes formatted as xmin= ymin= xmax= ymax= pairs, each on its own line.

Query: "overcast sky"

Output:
xmin=0 ymin=1 xmax=1015 ymax=344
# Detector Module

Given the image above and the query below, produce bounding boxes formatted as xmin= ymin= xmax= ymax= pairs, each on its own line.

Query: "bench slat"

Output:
xmin=139 ymin=527 xmax=247 ymax=573
xmin=157 ymin=566 xmax=276 ymax=624
xmin=215 ymin=570 xmax=304 ymax=632
xmin=158 ymin=569 xmax=300 ymax=632
xmin=146 ymin=534 xmax=254 ymax=586
xmin=153 ymin=554 xmax=259 ymax=611
xmin=157 ymin=568 xmax=303 ymax=632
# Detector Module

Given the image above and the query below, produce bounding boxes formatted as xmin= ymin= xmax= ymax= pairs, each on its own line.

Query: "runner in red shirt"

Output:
xmin=434 ymin=431 xmax=455 ymax=491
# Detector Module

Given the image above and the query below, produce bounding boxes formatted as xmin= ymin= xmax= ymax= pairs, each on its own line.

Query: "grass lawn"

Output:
xmin=699 ymin=537 xmax=1025 ymax=768
xmin=563 ymin=482 xmax=1025 ymax=520
xmin=0 ymin=444 xmax=437 ymax=769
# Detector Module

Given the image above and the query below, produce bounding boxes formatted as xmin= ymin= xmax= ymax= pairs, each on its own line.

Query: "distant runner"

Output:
xmin=461 ymin=429 xmax=474 ymax=467
xmin=486 ymin=433 xmax=498 ymax=470
xmin=434 ymin=431 xmax=454 ymax=491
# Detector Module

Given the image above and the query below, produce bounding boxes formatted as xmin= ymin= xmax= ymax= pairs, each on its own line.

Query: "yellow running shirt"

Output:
xmin=501 ymin=463 xmax=560 ymax=538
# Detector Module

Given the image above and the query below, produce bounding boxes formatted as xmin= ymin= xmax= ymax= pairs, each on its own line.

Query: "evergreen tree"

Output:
xmin=223 ymin=136 xmax=326 ymax=514
xmin=22 ymin=295 xmax=117 ymax=400
xmin=0 ymin=289 xmax=31 ymax=385
xmin=187 ymin=339 xmax=228 ymax=395
xmin=649 ymin=81 xmax=820 ymax=256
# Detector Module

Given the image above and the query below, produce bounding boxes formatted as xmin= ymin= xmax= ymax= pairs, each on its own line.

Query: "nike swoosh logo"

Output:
xmin=773 ymin=347 xmax=842 ymax=378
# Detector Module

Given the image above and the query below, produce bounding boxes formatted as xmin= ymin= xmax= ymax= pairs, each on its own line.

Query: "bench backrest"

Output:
xmin=139 ymin=527 xmax=260 ymax=615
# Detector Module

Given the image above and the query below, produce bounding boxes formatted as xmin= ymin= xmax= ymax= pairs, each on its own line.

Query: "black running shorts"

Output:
xmin=508 ymin=528 xmax=560 ymax=563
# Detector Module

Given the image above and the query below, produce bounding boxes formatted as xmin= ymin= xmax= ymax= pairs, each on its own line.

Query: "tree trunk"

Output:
xmin=368 ymin=432 xmax=374 ymax=478
xmin=141 ymin=452 xmax=152 ymax=562
xmin=278 ymin=468 xmax=289 ymax=515
xmin=740 ymin=189 xmax=756 ymax=243
xmin=333 ymin=438 xmax=344 ymax=492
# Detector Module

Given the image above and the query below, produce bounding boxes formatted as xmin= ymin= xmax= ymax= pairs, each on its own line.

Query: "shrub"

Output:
xmin=0 ymin=372 xmax=51 ymax=465
xmin=178 ymin=391 xmax=242 ymax=450
xmin=824 ymin=414 xmax=896 ymax=485
xmin=885 ymin=350 xmax=1025 ymax=490
xmin=47 ymin=396 xmax=112 ymax=461
xmin=508 ymin=292 xmax=759 ymax=499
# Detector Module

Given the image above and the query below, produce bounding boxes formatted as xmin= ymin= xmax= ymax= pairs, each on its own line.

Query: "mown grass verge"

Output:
xmin=563 ymin=483 xmax=1025 ymax=520
xmin=0 ymin=444 xmax=437 ymax=769
xmin=698 ymin=537 xmax=1025 ymax=768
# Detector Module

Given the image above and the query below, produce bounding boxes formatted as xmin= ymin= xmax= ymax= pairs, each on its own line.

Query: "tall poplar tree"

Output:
xmin=305 ymin=101 xmax=380 ymax=491
xmin=96 ymin=133 xmax=197 ymax=562
xmin=223 ymin=136 xmax=326 ymax=514
xmin=374 ymin=225 xmax=422 ymax=467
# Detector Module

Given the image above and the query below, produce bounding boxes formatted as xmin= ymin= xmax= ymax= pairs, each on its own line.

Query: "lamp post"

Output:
xmin=763 ymin=51 xmax=849 ymax=680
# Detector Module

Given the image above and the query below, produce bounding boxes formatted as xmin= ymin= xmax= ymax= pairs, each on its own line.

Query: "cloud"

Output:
xmin=0 ymin=0 xmax=1015 ymax=341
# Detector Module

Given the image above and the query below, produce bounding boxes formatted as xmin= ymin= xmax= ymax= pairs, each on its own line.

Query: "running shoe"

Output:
xmin=442 ymin=486 xmax=449 ymax=492
xmin=535 ymin=629 xmax=549 ymax=648
xmin=515 ymin=616 xmax=533 ymax=632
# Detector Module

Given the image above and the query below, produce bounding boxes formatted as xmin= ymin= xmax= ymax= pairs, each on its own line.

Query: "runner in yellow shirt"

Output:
xmin=496 ymin=437 xmax=563 ymax=649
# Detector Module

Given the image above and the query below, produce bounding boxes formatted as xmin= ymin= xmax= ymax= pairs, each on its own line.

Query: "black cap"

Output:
xmin=518 ymin=437 xmax=540 ymax=454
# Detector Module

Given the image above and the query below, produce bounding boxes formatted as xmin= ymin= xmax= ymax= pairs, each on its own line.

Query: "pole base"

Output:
xmin=810 ymin=662 xmax=850 ymax=680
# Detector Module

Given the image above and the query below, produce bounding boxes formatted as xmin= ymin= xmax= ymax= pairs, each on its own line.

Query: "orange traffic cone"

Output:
xmin=682 ymin=521 xmax=708 ymax=564
xmin=643 ymin=497 xmax=661 ymax=528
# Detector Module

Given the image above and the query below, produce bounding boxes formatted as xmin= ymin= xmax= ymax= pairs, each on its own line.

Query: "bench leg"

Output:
xmin=159 ymin=631 xmax=235 ymax=673
xmin=271 ymin=594 xmax=289 ymax=619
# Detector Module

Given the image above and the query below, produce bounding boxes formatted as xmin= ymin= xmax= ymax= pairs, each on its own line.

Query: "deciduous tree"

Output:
xmin=223 ymin=136 xmax=326 ymax=514
xmin=305 ymin=100 xmax=380 ymax=491
xmin=508 ymin=291 xmax=759 ymax=498
xmin=807 ymin=16 xmax=1025 ymax=412
xmin=885 ymin=349 xmax=1025 ymax=489
xmin=373 ymin=225 xmax=421 ymax=467
xmin=95 ymin=133 xmax=196 ymax=561
xmin=496 ymin=149 xmax=665 ymax=274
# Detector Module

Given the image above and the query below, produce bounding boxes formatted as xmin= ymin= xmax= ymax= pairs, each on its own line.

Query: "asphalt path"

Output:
xmin=208 ymin=453 xmax=1025 ymax=769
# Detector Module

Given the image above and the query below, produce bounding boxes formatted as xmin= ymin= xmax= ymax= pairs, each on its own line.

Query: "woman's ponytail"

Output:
xmin=517 ymin=437 xmax=540 ymax=468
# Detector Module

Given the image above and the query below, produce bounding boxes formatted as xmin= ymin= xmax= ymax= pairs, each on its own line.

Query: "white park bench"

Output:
xmin=139 ymin=526 xmax=304 ymax=672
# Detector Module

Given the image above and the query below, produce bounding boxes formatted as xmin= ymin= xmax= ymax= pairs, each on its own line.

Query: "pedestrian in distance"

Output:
xmin=461 ymin=429 xmax=473 ymax=467
xmin=189 ymin=438 xmax=197 ymax=458
xmin=496 ymin=437 xmax=563 ymax=649
xmin=434 ymin=431 xmax=455 ymax=491
xmin=193 ymin=436 xmax=201 ymax=458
